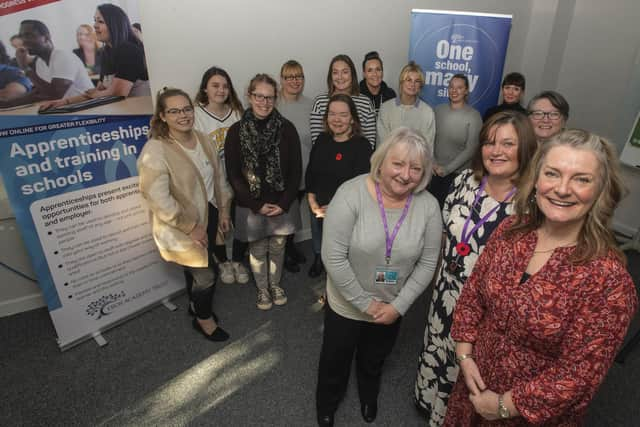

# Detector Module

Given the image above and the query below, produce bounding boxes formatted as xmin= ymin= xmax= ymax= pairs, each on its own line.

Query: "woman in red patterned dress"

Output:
xmin=444 ymin=129 xmax=638 ymax=426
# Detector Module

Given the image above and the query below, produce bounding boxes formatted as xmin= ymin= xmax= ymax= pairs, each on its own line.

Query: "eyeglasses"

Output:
xmin=529 ymin=110 xmax=562 ymax=120
xmin=165 ymin=106 xmax=194 ymax=115
xmin=251 ymin=93 xmax=276 ymax=104
xmin=283 ymin=74 xmax=304 ymax=82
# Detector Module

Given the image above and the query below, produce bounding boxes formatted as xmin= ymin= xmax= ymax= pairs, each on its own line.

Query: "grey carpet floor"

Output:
xmin=1 ymin=241 xmax=639 ymax=427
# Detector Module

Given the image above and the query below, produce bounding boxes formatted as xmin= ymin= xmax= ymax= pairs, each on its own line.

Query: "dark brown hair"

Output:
xmin=327 ymin=54 xmax=359 ymax=96
xmin=195 ymin=66 xmax=243 ymax=116
xmin=471 ymin=110 xmax=537 ymax=186
xmin=323 ymin=94 xmax=362 ymax=137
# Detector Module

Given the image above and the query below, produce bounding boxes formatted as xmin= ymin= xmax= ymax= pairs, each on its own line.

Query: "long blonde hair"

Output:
xmin=508 ymin=129 xmax=626 ymax=264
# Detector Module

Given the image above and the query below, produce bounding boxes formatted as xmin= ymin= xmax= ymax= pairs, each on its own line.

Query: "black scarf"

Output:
xmin=238 ymin=108 xmax=285 ymax=198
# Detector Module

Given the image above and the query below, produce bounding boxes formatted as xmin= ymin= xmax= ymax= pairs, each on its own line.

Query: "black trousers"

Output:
xmin=316 ymin=304 xmax=401 ymax=415
xmin=184 ymin=203 xmax=219 ymax=318
xmin=427 ymin=172 xmax=456 ymax=209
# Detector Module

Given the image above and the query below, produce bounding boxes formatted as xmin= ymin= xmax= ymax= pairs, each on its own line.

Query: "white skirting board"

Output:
xmin=0 ymin=227 xmax=313 ymax=318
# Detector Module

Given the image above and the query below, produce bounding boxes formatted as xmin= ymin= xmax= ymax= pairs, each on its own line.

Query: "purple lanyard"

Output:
xmin=375 ymin=182 xmax=413 ymax=264
xmin=457 ymin=177 xmax=515 ymax=256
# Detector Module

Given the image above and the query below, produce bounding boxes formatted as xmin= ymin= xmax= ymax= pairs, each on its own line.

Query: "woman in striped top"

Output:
xmin=310 ymin=54 xmax=377 ymax=148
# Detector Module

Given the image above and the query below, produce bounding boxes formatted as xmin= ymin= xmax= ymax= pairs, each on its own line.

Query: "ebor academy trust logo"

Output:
xmin=411 ymin=22 xmax=501 ymax=109
xmin=86 ymin=291 xmax=126 ymax=319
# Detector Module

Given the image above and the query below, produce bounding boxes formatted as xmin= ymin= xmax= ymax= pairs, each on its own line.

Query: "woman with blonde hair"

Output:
xmin=316 ymin=127 xmax=441 ymax=426
xmin=444 ymin=129 xmax=637 ymax=425
xmin=278 ymin=59 xmax=312 ymax=272
xmin=377 ymin=61 xmax=435 ymax=146
xmin=73 ymin=24 xmax=103 ymax=76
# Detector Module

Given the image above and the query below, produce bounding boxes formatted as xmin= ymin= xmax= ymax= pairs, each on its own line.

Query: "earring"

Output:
xmin=529 ymin=189 xmax=537 ymax=205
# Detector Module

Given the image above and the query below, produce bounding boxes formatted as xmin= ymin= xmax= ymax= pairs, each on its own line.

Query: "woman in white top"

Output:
xmin=138 ymin=88 xmax=232 ymax=342
xmin=193 ymin=66 xmax=250 ymax=286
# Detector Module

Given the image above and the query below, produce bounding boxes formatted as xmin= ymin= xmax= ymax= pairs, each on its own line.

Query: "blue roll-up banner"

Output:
xmin=409 ymin=9 xmax=513 ymax=116
xmin=0 ymin=0 xmax=183 ymax=350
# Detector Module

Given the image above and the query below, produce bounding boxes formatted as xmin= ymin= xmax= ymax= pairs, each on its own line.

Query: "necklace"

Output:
xmin=533 ymin=241 xmax=577 ymax=254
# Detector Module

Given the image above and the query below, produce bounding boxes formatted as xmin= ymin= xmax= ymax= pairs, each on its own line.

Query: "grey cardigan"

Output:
xmin=322 ymin=175 xmax=442 ymax=322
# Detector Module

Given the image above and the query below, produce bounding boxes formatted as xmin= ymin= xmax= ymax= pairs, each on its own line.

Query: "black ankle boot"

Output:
xmin=308 ymin=254 xmax=324 ymax=277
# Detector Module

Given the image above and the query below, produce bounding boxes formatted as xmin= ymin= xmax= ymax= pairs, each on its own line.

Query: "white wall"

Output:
xmin=138 ymin=0 xmax=534 ymax=105
xmin=3 ymin=0 xmax=640 ymax=315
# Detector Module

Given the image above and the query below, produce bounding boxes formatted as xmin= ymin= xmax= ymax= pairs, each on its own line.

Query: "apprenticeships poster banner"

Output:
xmin=0 ymin=0 xmax=183 ymax=350
xmin=0 ymin=115 xmax=183 ymax=350
xmin=409 ymin=9 xmax=512 ymax=116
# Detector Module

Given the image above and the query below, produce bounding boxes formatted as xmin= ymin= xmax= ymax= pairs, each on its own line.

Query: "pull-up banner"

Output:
xmin=0 ymin=0 xmax=183 ymax=350
xmin=409 ymin=9 xmax=512 ymax=116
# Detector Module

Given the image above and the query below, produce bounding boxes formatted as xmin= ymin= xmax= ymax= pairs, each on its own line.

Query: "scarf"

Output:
xmin=238 ymin=108 xmax=285 ymax=198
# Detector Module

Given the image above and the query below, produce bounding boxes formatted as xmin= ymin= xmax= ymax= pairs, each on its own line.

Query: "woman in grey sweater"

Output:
xmin=429 ymin=74 xmax=482 ymax=208
xmin=315 ymin=127 xmax=442 ymax=426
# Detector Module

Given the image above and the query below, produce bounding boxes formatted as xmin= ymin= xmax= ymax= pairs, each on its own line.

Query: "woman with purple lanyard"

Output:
xmin=316 ymin=127 xmax=442 ymax=426
xmin=415 ymin=111 xmax=537 ymax=425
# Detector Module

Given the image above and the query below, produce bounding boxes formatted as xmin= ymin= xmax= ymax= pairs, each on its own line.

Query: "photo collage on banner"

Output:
xmin=0 ymin=0 xmax=183 ymax=350
xmin=409 ymin=9 xmax=512 ymax=116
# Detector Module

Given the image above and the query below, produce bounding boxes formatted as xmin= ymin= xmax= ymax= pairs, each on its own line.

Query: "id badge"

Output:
xmin=375 ymin=266 xmax=399 ymax=286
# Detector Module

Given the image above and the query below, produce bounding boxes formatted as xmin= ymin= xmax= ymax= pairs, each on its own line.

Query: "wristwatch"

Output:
xmin=498 ymin=394 xmax=510 ymax=419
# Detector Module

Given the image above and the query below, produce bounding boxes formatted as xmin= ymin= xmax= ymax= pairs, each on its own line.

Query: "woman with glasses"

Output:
xmin=527 ymin=90 xmax=570 ymax=144
xmin=310 ymin=54 xmax=377 ymax=148
xmin=138 ymin=88 xmax=232 ymax=342
xmin=193 ymin=66 xmax=250 ymax=286
xmin=359 ymin=51 xmax=396 ymax=116
xmin=429 ymin=73 xmax=483 ymax=208
xmin=305 ymin=94 xmax=372 ymax=278
xmin=377 ymin=61 xmax=435 ymax=147
xmin=277 ymin=60 xmax=313 ymax=273
xmin=225 ymin=74 xmax=302 ymax=311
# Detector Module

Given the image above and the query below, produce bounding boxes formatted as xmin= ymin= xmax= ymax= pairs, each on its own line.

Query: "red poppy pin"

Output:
xmin=455 ymin=242 xmax=471 ymax=256
xmin=335 ymin=153 xmax=343 ymax=161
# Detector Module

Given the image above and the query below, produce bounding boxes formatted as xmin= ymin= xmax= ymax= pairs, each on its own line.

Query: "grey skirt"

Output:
xmin=234 ymin=199 xmax=298 ymax=242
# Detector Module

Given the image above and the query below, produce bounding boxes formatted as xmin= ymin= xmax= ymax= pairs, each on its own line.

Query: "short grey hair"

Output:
xmin=369 ymin=127 xmax=434 ymax=193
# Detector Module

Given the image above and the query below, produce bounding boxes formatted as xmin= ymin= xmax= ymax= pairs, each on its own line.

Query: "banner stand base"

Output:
xmin=92 ymin=332 xmax=108 ymax=347
xmin=162 ymin=299 xmax=177 ymax=312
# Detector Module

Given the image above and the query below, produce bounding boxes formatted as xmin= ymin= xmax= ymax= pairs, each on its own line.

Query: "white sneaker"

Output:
xmin=232 ymin=262 xmax=250 ymax=284
xmin=257 ymin=289 xmax=273 ymax=310
xmin=270 ymin=285 xmax=287 ymax=306
xmin=219 ymin=261 xmax=235 ymax=284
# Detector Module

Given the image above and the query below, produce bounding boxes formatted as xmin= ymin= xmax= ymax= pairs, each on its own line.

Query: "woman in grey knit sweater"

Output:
xmin=315 ymin=127 xmax=442 ymax=426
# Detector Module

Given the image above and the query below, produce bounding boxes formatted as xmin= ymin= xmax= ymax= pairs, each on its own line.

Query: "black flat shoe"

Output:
xmin=361 ymin=402 xmax=377 ymax=423
xmin=187 ymin=303 xmax=218 ymax=322
xmin=308 ymin=255 xmax=324 ymax=277
xmin=284 ymin=255 xmax=301 ymax=273
xmin=192 ymin=318 xmax=229 ymax=342
xmin=316 ymin=413 xmax=334 ymax=427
